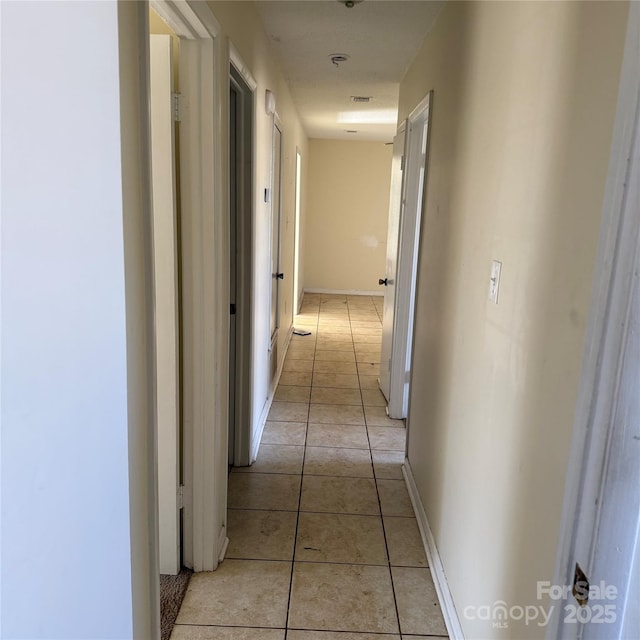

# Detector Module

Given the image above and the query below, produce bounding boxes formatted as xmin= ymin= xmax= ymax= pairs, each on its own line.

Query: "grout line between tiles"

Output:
xmin=174 ymin=621 xmax=445 ymax=638
xmin=288 ymin=628 xmax=424 ymax=637
xmin=172 ymin=622 xmax=287 ymax=630
xmin=282 ymin=320 xmax=315 ymax=639
xmin=233 ymin=471 xmax=379 ymax=480
xmin=281 ymin=330 xmax=313 ymax=640
xmin=227 ymin=506 xmax=417 ymax=517
xmin=357 ymin=303 xmax=404 ymax=637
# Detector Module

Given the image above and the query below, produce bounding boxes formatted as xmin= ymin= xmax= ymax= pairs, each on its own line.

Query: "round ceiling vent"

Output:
xmin=329 ymin=53 xmax=350 ymax=67
xmin=338 ymin=0 xmax=364 ymax=7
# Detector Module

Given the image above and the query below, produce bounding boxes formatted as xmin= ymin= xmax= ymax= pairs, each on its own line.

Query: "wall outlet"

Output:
xmin=489 ymin=260 xmax=502 ymax=304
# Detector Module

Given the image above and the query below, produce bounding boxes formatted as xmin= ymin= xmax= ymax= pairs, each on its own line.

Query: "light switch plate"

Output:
xmin=489 ymin=260 xmax=502 ymax=304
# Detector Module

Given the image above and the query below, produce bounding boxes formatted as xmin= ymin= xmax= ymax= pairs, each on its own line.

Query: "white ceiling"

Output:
xmin=256 ymin=0 xmax=444 ymax=142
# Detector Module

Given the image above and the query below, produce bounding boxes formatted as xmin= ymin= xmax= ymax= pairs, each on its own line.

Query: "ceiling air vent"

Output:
xmin=351 ymin=96 xmax=372 ymax=103
xmin=329 ymin=53 xmax=350 ymax=67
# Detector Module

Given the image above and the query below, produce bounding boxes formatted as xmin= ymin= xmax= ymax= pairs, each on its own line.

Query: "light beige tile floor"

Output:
xmin=171 ymin=294 xmax=448 ymax=639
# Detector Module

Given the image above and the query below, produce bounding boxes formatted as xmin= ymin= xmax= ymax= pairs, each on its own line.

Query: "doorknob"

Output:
xmin=276 ymin=272 xmax=284 ymax=280
xmin=379 ymin=278 xmax=388 ymax=286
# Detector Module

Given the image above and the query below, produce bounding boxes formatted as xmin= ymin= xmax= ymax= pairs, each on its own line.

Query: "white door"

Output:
xmin=270 ymin=121 xmax=283 ymax=343
xmin=379 ymin=122 xmax=407 ymax=402
xmin=386 ymin=92 xmax=432 ymax=419
xmin=150 ymin=34 xmax=180 ymax=575
xmin=293 ymin=149 xmax=303 ymax=315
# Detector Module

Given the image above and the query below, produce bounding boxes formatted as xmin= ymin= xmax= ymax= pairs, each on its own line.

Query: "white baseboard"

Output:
xmin=250 ymin=324 xmax=295 ymax=463
xmin=303 ymin=287 xmax=383 ymax=297
xmin=403 ymin=458 xmax=465 ymax=640
xmin=252 ymin=403 xmax=269 ymax=464
xmin=297 ymin=288 xmax=304 ymax=314
xmin=217 ymin=528 xmax=229 ymax=565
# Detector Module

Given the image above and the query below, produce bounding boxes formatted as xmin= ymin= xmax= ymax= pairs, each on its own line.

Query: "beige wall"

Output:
xmin=208 ymin=1 xmax=308 ymax=446
xmin=399 ymin=2 xmax=628 ymax=638
xmin=304 ymin=139 xmax=393 ymax=292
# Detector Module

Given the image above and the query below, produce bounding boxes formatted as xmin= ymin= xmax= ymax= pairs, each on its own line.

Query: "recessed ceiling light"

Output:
xmin=338 ymin=109 xmax=398 ymax=125
xmin=350 ymin=96 xmax=372 ymax=103
xmin=338 ymin=0 xmax=364 ymax=7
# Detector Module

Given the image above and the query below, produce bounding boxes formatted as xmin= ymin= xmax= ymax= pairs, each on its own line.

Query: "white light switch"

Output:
xmin=489 ymin=260 xmax=502 ymax=304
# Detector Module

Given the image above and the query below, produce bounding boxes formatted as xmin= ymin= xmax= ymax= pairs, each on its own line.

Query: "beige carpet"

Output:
xmin=160 ymin=568 xmax=192 ymax=640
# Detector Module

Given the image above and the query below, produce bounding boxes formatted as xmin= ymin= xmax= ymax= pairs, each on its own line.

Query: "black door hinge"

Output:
xmin=230 ymin=303 xmax=236 ymax=315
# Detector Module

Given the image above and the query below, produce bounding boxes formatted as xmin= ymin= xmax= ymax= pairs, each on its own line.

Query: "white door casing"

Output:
xmin=151 ymin=0 xmax=228 ymax=572
xmin=582 ymin=243 xmax=640 ymax=639
xmin=150 ymin=33 xmax=180 ymax=576
xmin=379 ymin=121 xmax=407 ymax=402
xmin=551 ymin=4 xmax=640 ymax=638
xmin=387 ymin=93 xmax=433 ymax=420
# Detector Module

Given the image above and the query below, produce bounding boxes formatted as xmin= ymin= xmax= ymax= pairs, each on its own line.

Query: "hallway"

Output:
xmin=171 ymin=294 xmax=448 ymax=639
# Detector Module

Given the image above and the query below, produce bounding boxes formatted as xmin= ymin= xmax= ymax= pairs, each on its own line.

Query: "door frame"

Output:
xmin=150 ymin=0 xmax=228 ymax=571
xmin=549 ymin=4 xmax=640 ymax=637
xmin=388 ymin=92 xmax=433 ymax=419
xmin=149 ymin=32 xmax=181 ymax=576
xmin=228 ymin=53 xmax=256 ymax=468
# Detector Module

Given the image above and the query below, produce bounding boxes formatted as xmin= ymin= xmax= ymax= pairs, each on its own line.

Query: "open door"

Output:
xmin=150 ymin=34 xmax=181 ymax=575
xmin=379 ymin=122 xmax=407 ymax=402
xmin=293 ymin=149 xmax=303 ymax=315
xmin=385 ymin=92 xmax=432 ymax=420
xmin=269 ymin=119 xmax=284 ymax=385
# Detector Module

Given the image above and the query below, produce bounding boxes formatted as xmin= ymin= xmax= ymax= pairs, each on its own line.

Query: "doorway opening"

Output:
xmin=229 ymin=63 xmax=254 ymax=468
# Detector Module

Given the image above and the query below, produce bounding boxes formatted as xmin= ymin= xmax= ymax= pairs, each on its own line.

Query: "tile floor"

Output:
xmin=172 ymin=294 xmax=448 ymax=640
